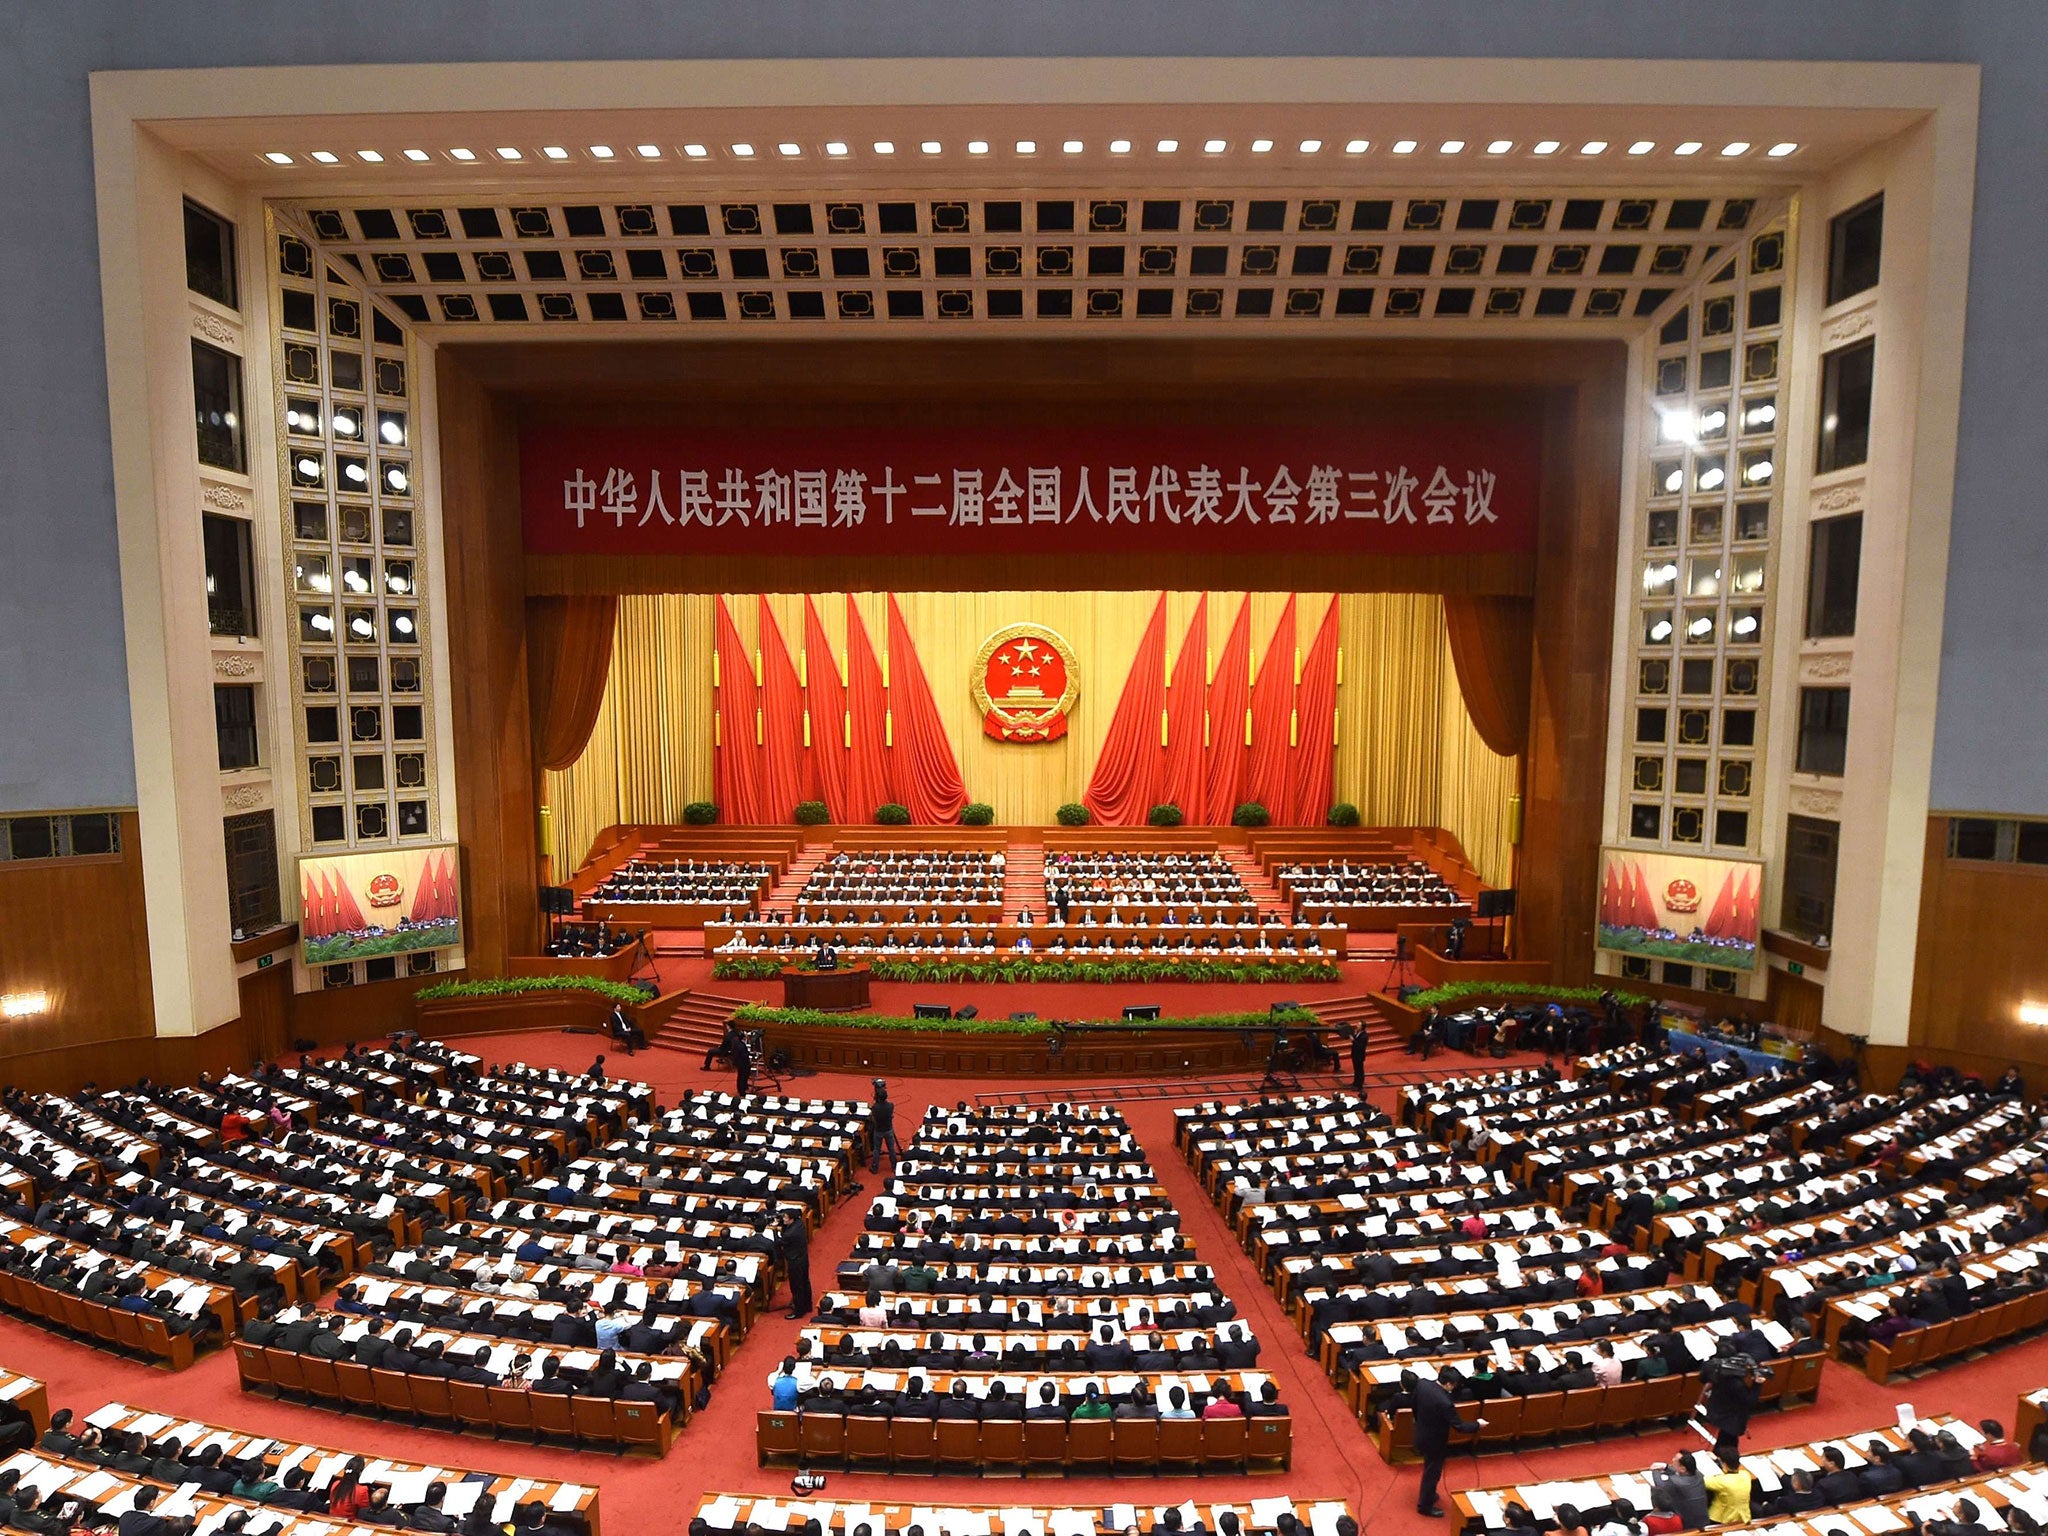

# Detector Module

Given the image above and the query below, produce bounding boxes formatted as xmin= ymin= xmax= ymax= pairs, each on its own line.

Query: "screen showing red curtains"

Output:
xmin=715 ymin=595 xmax=966 ymax=825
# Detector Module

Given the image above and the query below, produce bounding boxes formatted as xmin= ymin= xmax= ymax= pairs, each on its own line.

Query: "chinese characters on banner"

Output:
xmin=518 ymin=420 xmax=1542 ymax=557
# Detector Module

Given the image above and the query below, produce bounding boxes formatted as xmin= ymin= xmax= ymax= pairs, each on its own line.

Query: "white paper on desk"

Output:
xmin=1048 ymin=1512 xmax=1096 ymax=1536
xmin=1105 ymin=1505 xmax=1138 ymax=1533
xmin=1308 ymin=1504 xmax=1347 ymax=1536
xmin=838 ymin=1505 xmax=875 ymax=1536
xmin=1250 ymin=1498 xmax=1297 ymax=1528
xmin=65 ymin=1470 xmax=123 ymax=1501
xmin=750 ymin=1500 xmax=791 ymax=1533
xmin=1001 ymin=1509 xmax=1046 ymax=1536
xmin=1854 ymin=1507 xmax=1911 ymax=1534
xmin=492 ymin=1479 xmax=538 ymax=1522
xmin=384 ymin=1470 xmax=434 ymax=1505
xmin=128 ymin=1413 xmax=174 ymax=1438
xmin=700 ymin=1497 xmax=744 ymax=1530
xmin=550 ymin=1484 xmax=590 ymax=1513
xmin=84 ymin=1402 xmax=128 ymax=1429
xmin=1896 ymin=1402 xmax=1917 ymax=1431
xmin=440 ymin=1483 xmax=486 ymax=1517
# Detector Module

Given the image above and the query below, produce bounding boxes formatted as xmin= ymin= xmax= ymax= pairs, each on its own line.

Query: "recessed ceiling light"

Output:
xmin=967 ymin=140 xmax=989 ymax=155
xmin=778 ymin=142 xmax=802 ymax=157
xmin=1440 ymin=140 xmax=1465 ymax=154
xmin=1721 ymin=141 xmax=1751 ymax=156
xmin=825 ymin=141 xmax=849 ymax=157
xmin=449 ymin=148 xmax=476 ymax=161
xmin=263 ymin=152 xmax=293 ymax=165
xmin=1533 ymin=140 xmax=1561 ymax=155
xmin=635 ymin=144 xmax=662 ymax=158
xmin=730 ymin=143 xmax=754 ymax=158
xmin=1392 ymin=139 xmax=1417 ymax=154
xmin=495 ymin=147 xmax=521 ymax=160
xmin=1344 ymin=138 xmax=1369 ymax=154
xmin=872 ymin=140 xmax=895 ymax=155
xmin=542 ymin=146 xmax=569 ymax=160
xmin=1628 ymin=140 xmax=1655 ymax=155
xmin=1674 ymin=141 xmax=1703 ymax=156
xmin=589 ymin=145 xmax=614 ymax=160
xmin=1204 ymin=138 xmax=1228 ymax=153
xmin=1485 ymin=139 xmax=1513 ymax=154
xmin=1156 ymin=138 xmax=1179 ymax=153
xmin=1580 ymin=140 xmax=1608 ymax=154
xmin=920 ymin=140 xmax=942 ymax=154
xmin=403 ymin=149 xmax=431 ymax=162
xmin=1109 ymin=138 xmax=1132 ymax=154
xmin=1015 ymin=139 xmax=1036 ymax=154
xmin=683 ymin=143 xmax=709 ymax=158
xmin=1062 ymin=139 xmax=1084 ymax=154
xmin=309 ymin=151 xmax=339 ymax=164
xmin=1768 ymin=141 xmax=1799 ymax=157
xmin=1250 ymin=138 xmax=1273 ymax=153
xmin=1298 ymin=138 xmax=1322 ymax=153
xmin=357 ymin=150 xmax=385 ymax=163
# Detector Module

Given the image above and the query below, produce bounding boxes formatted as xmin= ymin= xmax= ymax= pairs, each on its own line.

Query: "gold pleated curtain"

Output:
xmin=544 ymin=589 xmax=1517 ymax=887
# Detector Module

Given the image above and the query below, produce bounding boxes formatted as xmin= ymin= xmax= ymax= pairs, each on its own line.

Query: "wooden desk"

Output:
xmin=0 ymin=1367 xmax=49 ymax=1435
xmin=782 ymin=964 xmax=872 ymax=1011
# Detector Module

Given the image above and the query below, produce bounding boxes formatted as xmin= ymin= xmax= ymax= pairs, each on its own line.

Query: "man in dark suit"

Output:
xmin=1403 ymin=1368 xmax=1483 ymax=1517
xmin=550 ymin=1305 xmax=598 ymax=1347
xmin=1349 ymin=1026 xmax=1369 ymax=1094
xmin=115 ymin=1485 xmax=182 ymax=1536
xmin=781 ymin=1210 xmax=813 ymax=1320
xmin=1216 ymin=1323 xmax=1260 ymax=1368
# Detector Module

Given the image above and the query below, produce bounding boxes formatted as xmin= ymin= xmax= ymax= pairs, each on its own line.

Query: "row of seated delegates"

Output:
xmin=1406 ymin=998 xmax=1619 ymax=1060
xmin=34 ymin=1409 xmax=598 ymax=1536
xmin=1824 ymin=1219 xmax=2048 ymax=1357
xmin=690 ymin=1495 xmax=1357 ymax=1536
xmin=0 ymin=1221 xmax=230 ymax=1344
xmin=540 ymin=923 xmax=630 ymax=959
xmin=1043 ymin=851 xmax=1249 ymax=902
xmin=1451 ymin=1412 xmax=2023 ymax=1535
xmin=1277 ymin=859 xmax=1462 ymax=905
xmin=718 ymin=928 xmax=1330 ymax=958
xmin=799 ymin=850 xmax=1006 ymax=901
xmin=589 ymin=856 xmax=772 ymax=903
xmin=791 ymin=1099 xmax=1283 ymax=1430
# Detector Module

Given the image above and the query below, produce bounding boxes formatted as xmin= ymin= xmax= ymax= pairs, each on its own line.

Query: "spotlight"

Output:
xmin=1155 ymin=138 xmax=1178 ymax=153
xmin=1206 ymin=139 xmax=1229 ymax=153
xmin=394 ymin=615 xmax=416 ymax=636
xmin=1344 ymin=138 xmax=1369 ymax=153
xmin=385 ymin=466 xmax=409 ymax=492
xmin=1 ymin=992 xmax=50 ymax=1019
xmin=358 ymin=150 xmax=385 ymax=164
xmin=589 ymin=145 xmax=615 ymax=160
xmin=1297 ymin=138 xmax=1322 ymax=153
xmin=1109 ymin=139 xmax=1132 ymax=154
xmin=872 ymin=140 xmax=896 ymax=155
xmin=1649 ymin=619 xmax=1673 ymax=642
xmin=825 ymin=141 xmax=849 ymax=157
xmin=683 ymin=143 xmax=709 ymax=158
xmin=495 ymin=147 xmax=522 ymax=160
xmin=542 ymin=146 xmax=569 ymax=160
xmin=1533 ymin=140 xmax=1561 ymax=155
xmin=1627 ymin=140 xmax=1655 ymax=155
xmin=1392 ymin=139 xmax=1417 ymax=155
xmin=778 ymin=142 xmax=803 ymax=157
xmin=1062 ymin=140 xmax=1083 ymax=154
xmin=403 ymin=149 xmax=431 ymax=162
xmin=1721 ymin=142 xmax=1751 ymax=157
xmin=1674 ymin=141 xmax=1703 ymax=156
xmin=1768 ymin=142 xmax=1799 ymax=157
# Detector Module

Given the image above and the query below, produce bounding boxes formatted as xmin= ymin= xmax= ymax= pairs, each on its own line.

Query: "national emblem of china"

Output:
xmin=972 ymin=623 xmax=1081 ymax=742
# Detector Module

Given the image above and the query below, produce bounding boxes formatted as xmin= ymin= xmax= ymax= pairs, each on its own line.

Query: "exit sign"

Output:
xmin=1787 ymin=961 xmax=1803 ymax=975
xmin=255 ymin=953 xmax=275 ymax=970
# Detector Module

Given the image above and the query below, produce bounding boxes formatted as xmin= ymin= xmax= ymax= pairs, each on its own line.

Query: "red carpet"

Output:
xmin=5 ymin=1033 xmax=2045 ymax=1534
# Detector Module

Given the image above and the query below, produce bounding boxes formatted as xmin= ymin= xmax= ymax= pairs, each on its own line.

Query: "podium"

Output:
xmin=780 ymin=963 xmax=872 ymax=1011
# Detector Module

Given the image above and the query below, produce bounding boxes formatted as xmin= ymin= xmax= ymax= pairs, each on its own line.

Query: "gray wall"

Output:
xmin=2 ymin=1 xmax=2041 ymax=815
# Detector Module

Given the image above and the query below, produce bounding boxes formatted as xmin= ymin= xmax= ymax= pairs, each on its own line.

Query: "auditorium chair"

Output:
xmin=529 ymin=1389 xmax=578 ymax=1446
xmin=1639 ymin=1371 xmax=1695 ymax=1422
xmin=800 ymin=1411 xmax=846 ymax=1465
xmin=889 ymin=1414 xmax=936 ymax=1469
xmin=1516 ymin=1391 xmax=1565 ymax=1443
xmin=1558 ymin=1385 xmax=1604 ymax=1438
xmin=615 ymin=1400 xmax=670 ymax=1455
xmin=488 ymin=1385 xmax=535 ymax=1439
xmin=934 ymin=1416 xmax=981 ymax=1472
xmin=409 ymin=1374 xmax=456 ymax=1423
xmin=842 ymin=1414 xmax=891 ymax=1470
xmin=266 ymin=1347 xmax=308 ymax=1396
xmin=299 ymin=1355 xmax=344 ymax=1405
xmin=1245 ymin=1415 xmax=1291 ymax=1472
xmin=1065 ymin=1416 xmax=1113 ymax=1474
xmin=373 ymin=1367 xmax=416 ymax=1420
xmin=233 ymin=1340 xmax=269 ymax=1390
xmin=1203 ymin=1416 xmax=1250 ymax=1472
xmin=335 ymin=1361 xmax=378 ymax=1415
xmin=1601 ymin=1379 xmax=1645 ymax=1427
xmin=981 ymin=1418 xmax=1026 ymax=1467
xmin=757 ymin=1409 xmax=800 ymax=1465
xmin=1112 ymin=1417 xmax=1161 ymax=1471
xmin=1023 ymin=1416 xmax=1066 ymax=1474
xmin=571 ymin=1394 xmax=619 ymax=1450
xmin=1477 ymin=1396 xmax=1522 ymax=1448
xmin=450 ymin=1380 xmax=494 ymax=1434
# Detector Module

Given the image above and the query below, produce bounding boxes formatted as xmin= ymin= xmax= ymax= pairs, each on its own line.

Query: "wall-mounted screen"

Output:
xmin=298 ymin=844 xmax=462 ymax=966
xmin=1597 ymin=846 xmax=1762 ymax=972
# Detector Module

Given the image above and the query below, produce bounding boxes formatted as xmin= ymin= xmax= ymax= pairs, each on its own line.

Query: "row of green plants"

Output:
xmin=1403 ymin=981 xmax=1652 ymax=1011
xmin=712 ymin=954 xmax=1343 ymax=985
xmin=415 ymin=975 xmax=647 ymax=1004
xmin=679 ymin=799 xmax=1364 ymax=827
xmin=733 ymin=1003 xmax=1321 ymax=1037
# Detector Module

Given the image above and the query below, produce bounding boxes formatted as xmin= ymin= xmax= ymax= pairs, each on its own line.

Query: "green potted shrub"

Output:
xmin=1147 ymin=803 xmax=1184 ymax=827
xmin=682 ymin=801 xmax=717 ymax=825
xmin=961 ymin=802 xmax=995 ymax=825
xmin=1232 ymin=801 xmax=1271 ymax=828
xmin=874 ymin=802 xmax=912 ymax=825
xmin=1326 ymin=802 xmax=1361 ymax=826
xmin=1055 ymin=802 xmax=1090 ymax=826
xmin=793 ymin=800 xmax=831 ymax=825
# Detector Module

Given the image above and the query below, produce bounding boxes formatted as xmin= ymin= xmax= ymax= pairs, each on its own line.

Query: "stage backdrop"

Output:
xmin=543 ymin=591 xmax=1516 ymax=885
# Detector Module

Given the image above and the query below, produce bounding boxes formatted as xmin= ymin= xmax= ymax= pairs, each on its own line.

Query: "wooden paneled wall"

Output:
xmin=1907 ymin=816 xmax=2048 ymax=1072
xmin=0 ymin=811 xmax=156 ymax=1090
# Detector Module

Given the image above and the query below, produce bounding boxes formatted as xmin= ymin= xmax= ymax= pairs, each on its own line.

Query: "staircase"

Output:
xmin=1220 ymin=846 xmax=1292 ymax=920
xmin=758 ymin=846 xmax=830 ymax=914
xmin=648 ymin=990 xmax=752 ymax=1058
xmin=1310 ymin=991 xmax=1409 ymax=1054
xmin=1004 ymin=835 xmax=1044 ymax=918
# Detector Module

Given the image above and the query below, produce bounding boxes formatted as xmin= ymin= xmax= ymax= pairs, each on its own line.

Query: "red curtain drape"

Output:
xmin=1082 ymin=593 xmax=1169 ymax=826
xmin=803 ymin=596 xmax=849 ymax=821
xmin=885 ymin=595 xmax=968 ymax=824
xmin=712 ymin=596 xmax=762 ymax=825
xmin=1292 ymin=597 xmax=1341 ymax=825
xmin=1443 ymin=595 xmax=1535 ymax=757
xmin=1243 ymin=595 xmax=1298 ymax=822
xmin=756 ymin=596 xmax=811 ymax=821
xmin=526 ymin=595 xmax=617 ymax=771
xmin=844 ymin=597 xmax=891 ymax=822
xmin=1161 ymin=595 xmax=1208 ymax=820
xmin=1204 ymin=598 xmax=1253 ymax=823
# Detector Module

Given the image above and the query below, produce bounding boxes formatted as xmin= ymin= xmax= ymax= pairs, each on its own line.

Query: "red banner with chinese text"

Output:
xmin=519 ymin=418 xmax=1541 ymax=557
